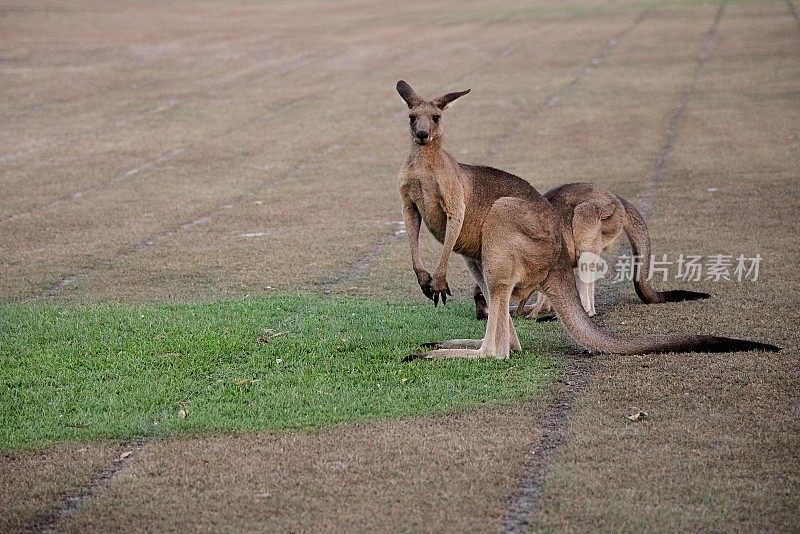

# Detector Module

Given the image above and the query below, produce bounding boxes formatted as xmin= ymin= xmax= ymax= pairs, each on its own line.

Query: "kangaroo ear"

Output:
xmin=396 ymin=80 xmax=423 ymax=108
xmin=432 ymin=89 xmax=470 ymax=110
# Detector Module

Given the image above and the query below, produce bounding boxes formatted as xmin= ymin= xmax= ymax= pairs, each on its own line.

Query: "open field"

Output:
xmin=1 ymin=0 xmax=798 ymax=532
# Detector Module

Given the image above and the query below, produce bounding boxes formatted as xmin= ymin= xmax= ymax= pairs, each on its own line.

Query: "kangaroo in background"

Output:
xmin=396 ymin=80 xmax=779 ymax=358
xmin=473 ymin=182 xmax=710 ymax=320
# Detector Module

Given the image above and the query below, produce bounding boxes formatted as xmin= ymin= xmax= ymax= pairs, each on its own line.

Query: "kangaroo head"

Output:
xmin=396 ymin=80 xmax=470 ymax=146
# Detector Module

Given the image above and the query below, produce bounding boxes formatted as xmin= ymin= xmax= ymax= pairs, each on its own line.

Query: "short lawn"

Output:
xmin=0 ymin=294 xmax=558 ymax=450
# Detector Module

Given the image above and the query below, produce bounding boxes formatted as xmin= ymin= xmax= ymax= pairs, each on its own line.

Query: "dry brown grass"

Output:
xmin=1 ymin=0 xmax=797 ymax=531
xmin=0 ymin=442 xmax=127 ymax=531
xmin=527 ymin=2 xmax=800 ymax=530
xmin=50 ymin=407 xmax=546 ymax=533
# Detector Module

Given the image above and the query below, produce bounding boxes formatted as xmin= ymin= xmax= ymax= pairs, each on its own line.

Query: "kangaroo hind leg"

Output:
xmin=413 ymin=284 xmax=514 ymax=360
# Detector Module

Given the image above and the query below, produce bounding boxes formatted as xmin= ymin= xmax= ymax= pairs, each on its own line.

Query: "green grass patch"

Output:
xmin=0 ymin=294 xmax=560 ymax=450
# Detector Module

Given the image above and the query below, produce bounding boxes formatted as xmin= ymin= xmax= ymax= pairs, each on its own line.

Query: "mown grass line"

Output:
xmin=0 ymin=294 xmax=559 ymax=451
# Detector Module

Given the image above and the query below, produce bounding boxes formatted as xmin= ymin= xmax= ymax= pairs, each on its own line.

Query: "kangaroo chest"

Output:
xmin=404 ymin=175 xmax=448 ymax=243
xmin=402 ymin=171 xmax=484 ymax=259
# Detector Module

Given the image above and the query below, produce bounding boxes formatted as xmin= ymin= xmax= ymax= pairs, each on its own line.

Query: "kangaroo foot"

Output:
xmin=422 ymin=339 xmax=483 ymax=350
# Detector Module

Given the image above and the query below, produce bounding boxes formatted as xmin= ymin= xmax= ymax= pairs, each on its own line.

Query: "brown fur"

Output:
xmin=501 ymin=183 xmax=710 ymax=319
xmin=396 ymin=80 xmax=779 ymax=358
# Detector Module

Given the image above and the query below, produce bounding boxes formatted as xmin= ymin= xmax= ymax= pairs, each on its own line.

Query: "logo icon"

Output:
xmin=577 ymin=252 xmax=608 ymax=283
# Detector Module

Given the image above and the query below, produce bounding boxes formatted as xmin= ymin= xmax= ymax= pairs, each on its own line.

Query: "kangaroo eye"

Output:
xmin=432 ymin=115 xmax=441 ymax=123
xmin=409 ymin=115 xmax=415 ymax=124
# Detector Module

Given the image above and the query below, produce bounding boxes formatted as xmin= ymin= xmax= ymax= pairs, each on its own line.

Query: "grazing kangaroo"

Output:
xmin=478 ymin=182 xmax=710 ymax=320
xmin=396 ymin=80 xmax=779 ymax=358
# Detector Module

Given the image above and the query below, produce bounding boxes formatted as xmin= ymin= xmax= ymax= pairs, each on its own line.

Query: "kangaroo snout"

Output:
xmin=415 ymin=130 xmax=430 ymax=144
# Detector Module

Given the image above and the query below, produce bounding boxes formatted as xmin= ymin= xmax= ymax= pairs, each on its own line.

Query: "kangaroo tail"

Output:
xmin=542 ymin=256 xmax=780 ymax=354
xmin=620 ymin=197 xmax=711 ymax=303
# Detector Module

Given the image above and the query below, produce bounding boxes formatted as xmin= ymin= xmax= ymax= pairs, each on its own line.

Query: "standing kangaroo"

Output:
xmin=396 ymin=80 xmax=779 ymax=358
xmin=478 ymin=182 xmax=710 ymax=320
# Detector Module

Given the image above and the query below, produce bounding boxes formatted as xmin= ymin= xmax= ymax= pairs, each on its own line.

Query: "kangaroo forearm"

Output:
xmin=433 ymin=216 xmax=463 ymax=277
xmin=402 ymin=205 xmax=427 ymax=274
xmin=409 ymin=235 xmax=427 ymax=275
xmin=434 ymin=252 xmax=452 ymax=277
xmin=407 ymin=230 xmax=425 ymax=273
